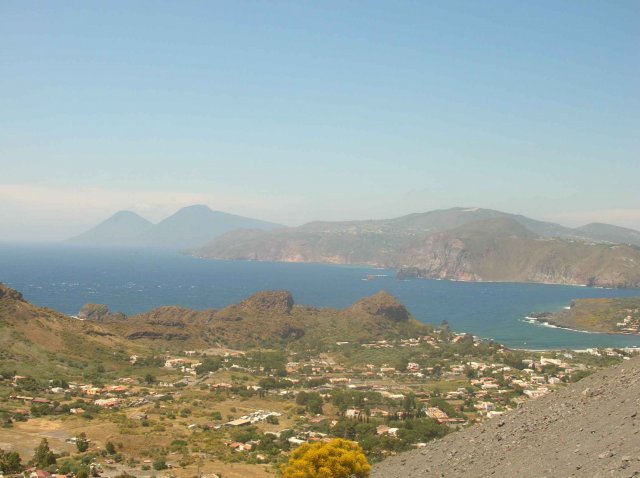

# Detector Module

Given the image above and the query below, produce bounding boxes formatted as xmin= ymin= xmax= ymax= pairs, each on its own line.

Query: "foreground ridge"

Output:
xmin=372 ymin=355 xmax=640 ymax=477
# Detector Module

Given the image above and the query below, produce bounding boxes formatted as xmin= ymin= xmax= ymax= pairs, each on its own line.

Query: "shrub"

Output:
xmin=105 ymin=441 xmax=116 ymax=455
xmin=0 ymin=448 xmax=22 ymax=473
xmin=281 ymin=438 xmax=370 ymax=478
xmin=76 ymin=433 xmax=90 ymax=453
xmin=152 ymin=458 xmax=166 ymax=470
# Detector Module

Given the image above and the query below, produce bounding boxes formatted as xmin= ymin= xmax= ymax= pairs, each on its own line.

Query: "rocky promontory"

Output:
xmin=529 ymin=297 xmax=640 ymax=335
xmin=194 ymin=208 xmax=640 ymax=289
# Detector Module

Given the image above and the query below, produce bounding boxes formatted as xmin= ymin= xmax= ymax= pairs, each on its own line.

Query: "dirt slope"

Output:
xmin=373 ymin=355 xmax=640 ymax=478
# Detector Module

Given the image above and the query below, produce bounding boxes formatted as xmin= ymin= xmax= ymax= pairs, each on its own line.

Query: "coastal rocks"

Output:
xmin=349 ymin=291 xmax=410 ymax=322
xmin=0 ymin=283 xmax=25 ymax=302
xmin=78 ymin=303 xmax=126 ymax=321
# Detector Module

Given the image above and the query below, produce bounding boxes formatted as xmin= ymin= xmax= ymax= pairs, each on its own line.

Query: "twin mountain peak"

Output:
xmin=68 ymin=204 xmax=283 ymax=249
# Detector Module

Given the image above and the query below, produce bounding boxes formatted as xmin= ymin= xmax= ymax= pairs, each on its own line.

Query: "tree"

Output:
xmin=144 ymin=373 xmax=156 ymax=385
xmin=75 ymin=466 xmax=89 ymax=478
xmin=281 ymin=438 xmax=370 ymax=478
xmin=195 ymin=356 xmax=222 ymax=376
xmin=152 ymin=458 xmax=166 ymax=470
xmin=296 ymin=391 xmax=324 ymax=415
xmin=76 ymin=433 xmax=89 ymax=453
xmin=0 ymin=448 xmax=22 ymax=473
xmin=32 ymin=438 xmax=56 ymax=468
xmin=105 ymin=441 xmax=116 ymax=455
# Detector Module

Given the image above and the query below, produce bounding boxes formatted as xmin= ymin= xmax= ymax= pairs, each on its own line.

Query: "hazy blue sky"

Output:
xmin=1 ymin=1 xmax=639 ymax=240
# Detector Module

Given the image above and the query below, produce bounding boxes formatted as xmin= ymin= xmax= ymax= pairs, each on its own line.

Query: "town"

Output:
xmin=1 ymin=327 xmax=637 ymax=478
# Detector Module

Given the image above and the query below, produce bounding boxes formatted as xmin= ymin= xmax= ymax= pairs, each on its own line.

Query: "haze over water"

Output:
xmin=2 ymin=243 xmax=640 ymax=350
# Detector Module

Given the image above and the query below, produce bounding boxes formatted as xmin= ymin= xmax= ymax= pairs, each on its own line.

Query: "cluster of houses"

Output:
xmin=164 ymin=358 xmax=202 ymax=376
xmin=616 ymin=311 xmax=640 ymax=333
xmin=224 ymin=409 xmax=282 ymax=427
xmin=7 ymin=375 xmax=172 ymax=416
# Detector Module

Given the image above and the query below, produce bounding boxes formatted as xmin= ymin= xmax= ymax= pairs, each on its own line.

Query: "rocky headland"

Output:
xmin=194 ymin=208 xmax=640 ymax=288
xmin=529 ymin=297 xmax=640 ymax=335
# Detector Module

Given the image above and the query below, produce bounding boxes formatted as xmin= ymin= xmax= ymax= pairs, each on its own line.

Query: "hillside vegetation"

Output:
xmin=0 ymin=283 xmax=432 ymax=376
xmin=99 ymin=290 xmax=432 ymax=351
xmin=0 ymin=283 xmax=139 ymax=378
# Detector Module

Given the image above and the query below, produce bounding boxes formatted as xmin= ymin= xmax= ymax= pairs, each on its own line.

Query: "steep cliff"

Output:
xmin=397 ymin=218 xmax=640 ymax=287
xmin=195 ymin=210 xmax=640 ymax=288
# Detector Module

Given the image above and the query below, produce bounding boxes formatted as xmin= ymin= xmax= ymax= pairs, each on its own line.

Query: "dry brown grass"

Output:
xmin=0 ymin=418 xmax=75 ymax=457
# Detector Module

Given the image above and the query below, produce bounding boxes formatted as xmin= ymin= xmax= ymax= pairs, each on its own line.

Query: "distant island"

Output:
xmin=193 ymin=207 xmax=640 ymax=289
xmin=529 ymin=297 xmax=640 ymax=334
xmin=67 ymin=204 xmax=283 ymax=249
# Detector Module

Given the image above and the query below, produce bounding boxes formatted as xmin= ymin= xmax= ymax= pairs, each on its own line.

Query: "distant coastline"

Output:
xmin=523 ymin=316 xmax=613 ymax=335
xmin=3 ymin=243 xmax=640 ymax=350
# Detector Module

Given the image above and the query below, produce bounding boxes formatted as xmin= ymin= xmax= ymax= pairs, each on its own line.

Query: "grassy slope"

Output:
xmin=1 ymin=284 xmax=432 ymax=377
xmin=0 ymin=284 xmax=141 ymax=378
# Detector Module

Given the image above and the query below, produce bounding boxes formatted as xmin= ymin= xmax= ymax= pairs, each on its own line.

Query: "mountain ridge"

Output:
xmin=194 ymin=208 xmax=640 ymax=288
xmin=0 ymin=283 xmax=431 ymax=370
xmin=394 ymin=217 xmax=640 ymax=288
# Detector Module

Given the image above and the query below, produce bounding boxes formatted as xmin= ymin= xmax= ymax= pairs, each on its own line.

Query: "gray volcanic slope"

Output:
xmin=373 ymin=356 xmax=640 ymax=478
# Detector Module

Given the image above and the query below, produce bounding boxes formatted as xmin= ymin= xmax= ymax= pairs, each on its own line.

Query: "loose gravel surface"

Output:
xmin=372 ymin=356 xmax=640 ymax=478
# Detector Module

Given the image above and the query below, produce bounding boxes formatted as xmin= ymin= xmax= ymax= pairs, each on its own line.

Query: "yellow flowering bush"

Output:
xmin=281 ymin=438 xmax=370 ymax=478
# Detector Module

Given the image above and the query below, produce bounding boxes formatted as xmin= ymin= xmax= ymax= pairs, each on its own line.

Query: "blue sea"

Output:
xmin=2 ymin=243 xmax=640 ymax=350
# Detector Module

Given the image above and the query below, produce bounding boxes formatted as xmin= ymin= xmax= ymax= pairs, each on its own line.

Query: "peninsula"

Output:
xmin=530 ymin=297 xmax=640 ymax=335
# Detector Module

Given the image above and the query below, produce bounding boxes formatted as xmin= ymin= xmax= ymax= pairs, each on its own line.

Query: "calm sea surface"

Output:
xmin=2 ymin=243 xmax=640 ymax=350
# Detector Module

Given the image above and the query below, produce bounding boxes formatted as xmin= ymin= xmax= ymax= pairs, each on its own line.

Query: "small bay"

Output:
xmin=2 ymin=243 xmax=640 ymax=350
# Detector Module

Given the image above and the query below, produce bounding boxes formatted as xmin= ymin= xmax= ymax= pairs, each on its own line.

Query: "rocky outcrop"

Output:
xmin=372 ymin=355 xmax=640 ymax=478
xmin=349 ymin=291 xmax=410 ymax=322
xmin=79 ymin=290 xmax=429 ymax=349
xmin=78 ymin=303 xmax=126 ymax=321
xmin=222 ymin=291 xmax=294 ymax=317
xmin=125 ymin=331 xmax=190 ymax=341
xmin=0 ymin=283 xmax=25 ymax=302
